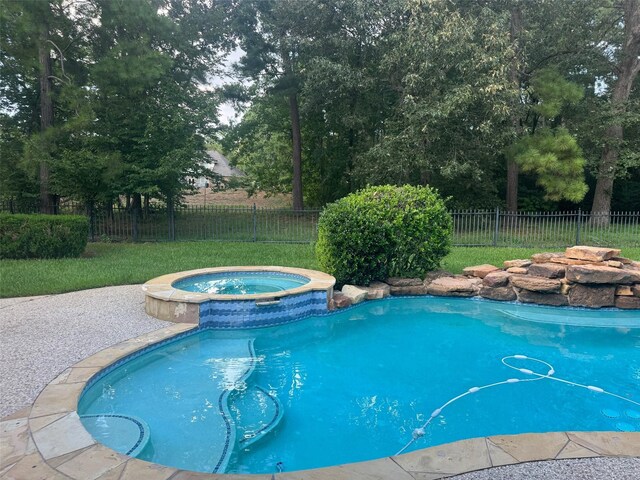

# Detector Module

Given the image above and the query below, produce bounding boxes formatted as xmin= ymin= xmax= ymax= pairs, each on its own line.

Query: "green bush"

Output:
xmin=316 ymin=185 xmax=452 ymax=285
xmin=0 ymin=214 xmax=88 ymax=259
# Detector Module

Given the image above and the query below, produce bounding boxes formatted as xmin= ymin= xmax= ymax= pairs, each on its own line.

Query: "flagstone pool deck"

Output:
xmin=1 ymin=286 xmax=639 ymax=479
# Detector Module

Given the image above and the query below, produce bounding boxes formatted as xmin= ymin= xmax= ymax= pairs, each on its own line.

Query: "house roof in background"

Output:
xmin=207 ymin=150 xmax=245 ymax=177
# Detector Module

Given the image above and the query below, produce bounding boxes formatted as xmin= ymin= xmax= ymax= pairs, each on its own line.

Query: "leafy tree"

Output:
xmin=0 ymin=0 xmax=91 ymax=211
xmin=353 ymin=0 xmax=516 ymax=207
xmin=228 ymin=0 xmax=351 ymax=209
xmin=224 ymin=0 xmax=403 ymax=206
xmin=590 ymin=0 xmax=640 ymax=220
xmin=221 ymin=96 xmax=292 ymax=197
xmin=1 ymin=0 xmax=229 ymax=219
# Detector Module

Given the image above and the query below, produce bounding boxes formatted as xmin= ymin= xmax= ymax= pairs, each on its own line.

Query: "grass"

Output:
xmin=1 ymin=242 xmax=638 ymax=298
xmin=0 ymin=242 xmax=318 ymax=298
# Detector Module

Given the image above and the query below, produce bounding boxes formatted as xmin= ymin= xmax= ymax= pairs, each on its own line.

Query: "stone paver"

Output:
xmin=393 ymin=438 xmax=492 ymax=476
xmin=32 ymin=412 xmax=95 ymax=460
xmin=486 ymin=432 xmax=568 ymax=462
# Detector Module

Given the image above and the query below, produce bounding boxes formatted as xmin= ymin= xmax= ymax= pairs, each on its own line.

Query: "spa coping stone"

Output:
xmin=2 ymin=322 xmax=638 ymax=480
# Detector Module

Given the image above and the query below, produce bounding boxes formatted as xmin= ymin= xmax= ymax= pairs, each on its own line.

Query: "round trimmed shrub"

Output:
xmin=0 ymin=213 xmax=89 ymax=259
xmin=316 ymin=185 xmax=452 ymax=285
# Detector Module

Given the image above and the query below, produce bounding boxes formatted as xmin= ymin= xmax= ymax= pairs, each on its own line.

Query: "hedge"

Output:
xmin=316 ymin=185 xmax=452 ymax=285
xmin=0 ymin=213 xmax=89 ymax=259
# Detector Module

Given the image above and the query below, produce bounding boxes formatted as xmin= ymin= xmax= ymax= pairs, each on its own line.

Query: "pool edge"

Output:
xmin=6 ymin=323 xmax=637 ymax=479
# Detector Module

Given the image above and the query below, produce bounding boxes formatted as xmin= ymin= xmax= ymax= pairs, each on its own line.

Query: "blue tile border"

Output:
xmin=199 ymin=290 xmax=330 ymax=329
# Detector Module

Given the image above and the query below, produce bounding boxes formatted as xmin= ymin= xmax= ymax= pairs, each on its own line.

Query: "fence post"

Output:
xmin=252 ymin=203 xmax=257 ymax=242
xmin=575 ymin=208 xmax=582 ymax=245
xmin=493 ymin=206 xmax=500 ymax=246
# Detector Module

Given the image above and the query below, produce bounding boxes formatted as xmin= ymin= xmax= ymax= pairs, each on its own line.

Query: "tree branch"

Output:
xmin=48 ymin=75 xmax=70 ymax=85
xmin=46 ymin=39 xmax=72 ymax=83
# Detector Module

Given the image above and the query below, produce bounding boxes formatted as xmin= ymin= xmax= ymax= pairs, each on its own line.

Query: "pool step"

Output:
xmin=230 ymin=385 xmax=284 ymax=448
xmin=80 ymin=414 xmax=150 ymax=458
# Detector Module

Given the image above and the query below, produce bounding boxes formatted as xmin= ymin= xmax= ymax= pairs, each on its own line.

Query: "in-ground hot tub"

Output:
xmin=142 ymin=266 xmax=336 ymax=328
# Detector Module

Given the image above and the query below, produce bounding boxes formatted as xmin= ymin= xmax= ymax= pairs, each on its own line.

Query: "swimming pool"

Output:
xmin=77 ymin=297 xmax=640 ymax=474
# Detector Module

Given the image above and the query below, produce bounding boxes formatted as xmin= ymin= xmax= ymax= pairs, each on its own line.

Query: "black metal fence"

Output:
xmin=450 ymin=209 xmax=639 ymax=248
xmin=1 ymin=201 xmax=638 ymax=247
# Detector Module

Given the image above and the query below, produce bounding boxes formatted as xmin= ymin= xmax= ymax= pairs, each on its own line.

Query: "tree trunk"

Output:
xmin=38 ymin=4 xmax=55 ymax=214
xmin=591 ymin=0 xmax=640 ymax=225
xmin=289 ymin=91 xmax=304 ymax=211
xmin=167 ymin=195 xmax=176 ymax=241
xmin=506 ymin=4 xmax=523 ymax=212
xmin=131 ymin=193 xmax=141 ymax=241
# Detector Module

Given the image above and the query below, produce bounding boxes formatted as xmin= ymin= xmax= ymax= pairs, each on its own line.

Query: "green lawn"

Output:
xmin=1 ymin=242 xmax=638 ymax=298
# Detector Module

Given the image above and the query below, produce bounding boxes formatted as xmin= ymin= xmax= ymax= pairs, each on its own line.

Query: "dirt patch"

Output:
xmin=184 ymin=189 xmax=292 ymax=208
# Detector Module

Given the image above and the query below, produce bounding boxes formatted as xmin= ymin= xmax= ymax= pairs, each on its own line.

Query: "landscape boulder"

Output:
xmin=550 ymin=257 xmax=597 ymax=266
xmin=341 ymin=285 xmax=368 ymax=304
xmin=565 ymin=265 xmax=640 ymax=285
xmin=359 ymin=281 xmax=390 ymax=300
xmin=331 ymin=292 xmax=352 ymax=309
xmin=568 ymin=284 xmax=615 ymax=308
xmin=506 ymin=267 xmax=528 ymax=274
xmin=565 ymin=246 xmax=621 ymax=262
xmin=386 ymin=277 xmax=423 ymax=287
xmin=516 ymin=289 xmax=568 ymax=306
xmin=503 ymin=259 xmax=532 ymax=269
xmin=510 ymin=275 xmax=562 ymax=293
xmin=612 ymin=257 xmax=633 ymax=265
xmin=480 ymin=286 xmax=516 ymax=301
xmin=483 ymin=271 xmax=512 ymax=288
xmin=423 ymin=270 xmax=452 ymax=286
xmin=427 ymin=277 xmax=480 ymax=297
xmin=528 ymin=263 xmax=566 ymax=279
xmin=462 ymin=264 xmax=499 ymax=279
xmin=615 ymin=285 xmax=633 ymax=296
xmin=390 ymin=284 xmax=428 ymax=296
xmin=615 ymin=296 xmax=640 ymax=309
xmin=531 ymin=252 xmax=564 ymax=264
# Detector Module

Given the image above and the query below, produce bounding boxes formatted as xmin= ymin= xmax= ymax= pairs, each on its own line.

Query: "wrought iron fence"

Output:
xmin=450 ymin=209 xmax=640 ymax=248
xmin=1 ymin=201 xmax=638 ymax=247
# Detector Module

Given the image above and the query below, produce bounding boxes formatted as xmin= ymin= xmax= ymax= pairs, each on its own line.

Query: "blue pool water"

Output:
xmin=78 ymin=297 xmax=640 ymax=474
xmin=172 ymin=271 xmax=310 ymax=295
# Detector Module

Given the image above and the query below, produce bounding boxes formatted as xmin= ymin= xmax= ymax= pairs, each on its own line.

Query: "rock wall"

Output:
xmin=331 ymin=246 xmax=640 ymax=310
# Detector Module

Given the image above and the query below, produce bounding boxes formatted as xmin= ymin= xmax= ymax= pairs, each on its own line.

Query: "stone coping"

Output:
xmin=1 ymin=322 xmax=636 ymax=479
xmin=143 ymin=266 xmax=336 ymax=304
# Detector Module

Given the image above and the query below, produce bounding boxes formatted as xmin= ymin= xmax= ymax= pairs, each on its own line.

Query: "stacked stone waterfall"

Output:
xmin=332 ymin=246 xmax=640 ymax=310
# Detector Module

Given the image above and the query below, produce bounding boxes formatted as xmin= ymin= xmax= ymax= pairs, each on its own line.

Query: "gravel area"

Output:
xmin=0 ymin=285 xmax=169 ymax=418
xmin=451 ymin=456 xmax=640 ymax=479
